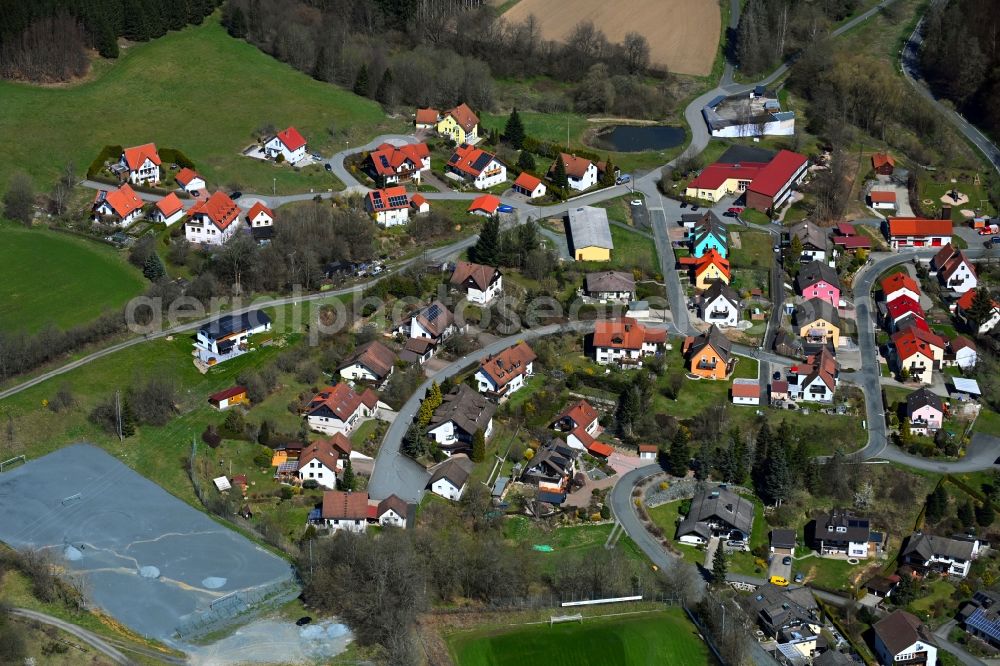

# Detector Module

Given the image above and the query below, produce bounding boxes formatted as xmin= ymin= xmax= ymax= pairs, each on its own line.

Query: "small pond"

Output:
xmin=590 ymin=124 xmax=685 ymax=152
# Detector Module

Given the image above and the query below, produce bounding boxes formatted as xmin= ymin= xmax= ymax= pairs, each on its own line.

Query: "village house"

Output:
xmin=892 ymin=327 xmax=945 ymax=384
xmin=475 ymin=341 xmax=536 ymax=401
xmin=175 ymin=167 xmax=205 ymax=194
xmin=810 ymin=508 xmax=878 ymax=558
xmin=685 ymin=161 xmax=765 ymax=202
xmin=872 ymin=152 xmax=895 ymax=175
xmin=745 ymin=150 xmax=809 ymax=212
xmin=932 ymin=244 xmax=978 ymax=294
xmin=872 ymin=611 xmax=937 ymax=666
xmin=689 ymin=213 xmax=729 ymax=258
xmin=305 ymin=383 xmax=385 ymax=436
xmin=246 ymin=201 xmax=274 ymax=242
xmin=901 ymin=533 xmax=980 ymax=578
xmin=512 ymin=172 xmax=546 ymax=198
xmin=868 ymin=189 xmax=897 ymax=211
xmin=638 ymin=443 xmax=658 ymax=460
xmin=151 ymin=192 xmax=184 ymax=226
xmin=881 ymin=272 xmax=922 ymax=304
xmin=832 ymin=222 xmax=872 ymax=253
xmin=770 ymin=380 xmax=789 ymax=402
xmin=338 ymin=340 xmax=397 ymax=386
xmin=436 ymin=103 xmax=479 ymax=144
xmin=184 ymin=191 xmax=242 ymax=246
xmin=426 ymin=385 xmax=496 ymax=455
xmin=550 ymin=153 xmax=600 ymax=191
xmin=321 ymin=490 xmax=369 ymax=533
xmin=468 ymin=193 xmax=501 ymax=216
xmin=264 ymin=126 xmax=307 ymax=163
xmin=592 ymin=317 xmax=666 ymax=366
xmin=374 ymin=495 xmax=415 ymax=529
xmin=945 ymin=336 xmax=978 ymax=370
xmin=958 ymin=591 xmax=1000 ymax=649
xmin=731 ymin=378 xmax=761 ymax=405
xmin=884 ymin=217 xmax=953 ymax=250
xmin=683 ymin=325 xmax=734 ymax=380
xmin=884 ymin=294 xmax=926 ymax=332
xmin=119 ymin=143 xmax=161 ymax=185
xmin=410 ymin=194 xmax=430 ymax=215
xmin=789 ymin=221 xmax=829 ymax=262
xmin=522 ymin=441 xmax=579 ymax=498
xmin=428 ymin=455 xmax=473 ymax=501
xmin=551 ymin=399 xmax=603 ymax=452
xmin=92 ymin=184 xmax=144 ymax=227
xmin=298 ymin=434 xmax=353 ymax=489
xmin=365 ymin=142 xmax=431 ymax=186
xmin=787 ymin=347 xmax=838 ymax=403
xmin=773 ymin=330 xmax=805 ymax=359
xmin=585 ymin=270 xmax=635 ymax=302
xmin=399 ymin=337 xmax=436 ymax=365
xmin=795 ymin=262 xmax=841 ymax=307
xmin=194 ymin=310 xmax=271 ymax=365
xmin=691 ymin=249 xmax=731 ymax=290
xmin=414 ymin=107 xmax=439 ymax=129
xmin=677 ymin=486 xmax=754 ymax=545
xmin=567 ymin=206 xmax=613 ymax=261
xmin=396 ymin=301 xmax=458 ymax=344
xmin=450 ymin=261 xmax=503 ymax=305
xmin=954 ymin=289 xmax=1000 ymax=334
xmin=770 ymin=529 xmax=797 ymax=555
xmin=698 ymin=281 xmax=742 ymax=328
xmin=748 ymin=584 xmax=820 ymax=638
xmin=365 ymin=186 xmax=411 ymax=227
xmin=446 ymin=144 xmax=506 ymax=189
xmin=906 ymin=387 xmax=944 ymax=436
xmin=208 ymin=386 xmax=248 ymax=410
xmin=794 ymin=298 xmax=841 ymax=347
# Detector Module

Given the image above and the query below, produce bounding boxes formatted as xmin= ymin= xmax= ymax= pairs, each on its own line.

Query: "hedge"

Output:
xmin=86 ymin=145 xmax=124 ymax=178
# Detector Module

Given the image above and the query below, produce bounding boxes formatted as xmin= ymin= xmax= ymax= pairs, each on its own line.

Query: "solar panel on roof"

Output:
xmin=471 ymin=153 xmax=492 ymax=171
xmin=426 ymin=304 xmax=441 ymax=322
xmin=372 ymin=196 xmax=385 ymax=209
xmin=379 ymin=155 xmax=389 ymax=168
xmin=388 ymin=194 xmax=408 ymax=207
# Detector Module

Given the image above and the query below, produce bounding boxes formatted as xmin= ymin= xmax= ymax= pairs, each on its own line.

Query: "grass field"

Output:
xmin=0 ymin=221 xmax=146 ymax=332
xmin=502 ymin=0 xmax=720 ymax=76
xmin=0 ymin=15 xmax=403 ymax=194
xmin=447 ymin=608 xmax=711 ymax=666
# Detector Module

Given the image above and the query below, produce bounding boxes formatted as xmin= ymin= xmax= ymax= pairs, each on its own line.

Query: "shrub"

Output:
xmin=202 ymin=426 xmax=222 ymax=448
xmin=253 ymin=447 xmax=272 ymax=467
xmin=158 ymin=147 xmax=195 ymax=169
xmin=302 ymin=479 xmax=319 ymax=490
xmin=86 ymin=145 xmax=123 ymax=178
xmin=280 ymin=486 xmax=294 ymax=500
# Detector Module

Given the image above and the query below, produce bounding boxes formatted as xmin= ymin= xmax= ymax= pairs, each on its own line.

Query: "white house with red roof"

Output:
xmin=321 ymin=490 xmax=370 ymax=533
xmin=151 ymin=192 xmax=184 ymax=225
xmin=551 ymin=399 xmax=603 ymax=452
xmin=450 ymin=261 xmax=503 ymax=304
xmin=883 ymin=217 xmax=953 ymax=250
xmin=174 ymin=168 xmax=205 ymax=194
xmin=868 ymin=189 xmax=897 ymax=210
xmin=881 ymin=273 xmax=921 ymax=304
xmin=932 ymin=244 xmax=977 ymax=294
xmin=550 ymin=153 xmax=600 ymax=191
xmin=513 ymin=172 xmax=546 ymax=198
xmin=945 ymin=336 xmax=978 ymax=370
xmin=475 ymin=341 xmax=536 ymax=401
xmin=955 ymin=290 xmax=1000 ymax=334
xmin=446 ymin=144 xmax=506 ymax=190
xmin=264 ymin=126 xmax=307 ymax=163
xmin=365 ymin=142 xmax=430 ymax=186
xmin=365 ymin=186 xmax=410 ymax=227
xmin=184 ymin=191 xmax=242 ymax=246
xmin=297 ymin=434 xmax=353 ymax=489
xmin=592 ymin=317 xmax=666 ymax=366
xmin=306 ymin=383 xmax=387 ymax=436
xmin=468 ymin=194 xmax=501 ymax=217
xmin=410 ymin=193 xmax=430 ymax=214
xmin=246 ymin=202 xmax=274 ymax=229
xmin=893 ymin=327 xmax=945 ymax=384
xmin=92 ymin=184 xmax=144 ymax=227
xmin=119 ymin=143 xmax=161 ymax=185
xmin=745 ymin=150 xmax=809 ymax=212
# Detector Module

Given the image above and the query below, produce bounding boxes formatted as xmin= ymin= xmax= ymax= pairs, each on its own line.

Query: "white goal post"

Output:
xmin=550 ymin=613 xmax=583 ymax=626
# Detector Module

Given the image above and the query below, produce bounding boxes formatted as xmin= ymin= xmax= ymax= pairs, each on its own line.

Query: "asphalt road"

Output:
xmin=934 ymin=619 xmax=988 ymax=666
xmin=10 ymin=607 xmax=131 ymax=665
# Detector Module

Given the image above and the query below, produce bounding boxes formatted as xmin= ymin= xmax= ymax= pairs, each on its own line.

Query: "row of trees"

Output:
xmin=0 ymin=0 xmax=220 ymax=81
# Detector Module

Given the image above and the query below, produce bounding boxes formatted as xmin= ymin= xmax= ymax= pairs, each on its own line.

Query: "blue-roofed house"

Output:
xmin=195 ymin=310 xmax=272 ymax=365
xmin=959 ymin=590 xmax=1000 ymax=648
xmin=689 ymin=214 xmax=729 ymax=258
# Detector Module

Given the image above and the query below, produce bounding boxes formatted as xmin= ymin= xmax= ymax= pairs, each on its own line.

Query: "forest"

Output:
xmin=0 ymin=0 xmax=220 ymax=81
xmin=920 ymin=0 xmax=1000 ymax=139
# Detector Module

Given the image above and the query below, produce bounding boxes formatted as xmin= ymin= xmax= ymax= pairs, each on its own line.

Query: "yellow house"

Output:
xmin=794 ymin=298 xmax=841 ymax=347
xmin=437 ymin=103 xmax=479 ymax=145
xmin=568 ymin=206 xmax=613 ymax=262
xmin=693 ymin=250 xmax=730 ymax=290
xmin=684 ymin=163 xmax=761 ymax=203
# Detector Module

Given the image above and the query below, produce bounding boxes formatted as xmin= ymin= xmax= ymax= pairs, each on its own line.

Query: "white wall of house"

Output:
xmin=428 ymin=421 xmax=458 ymax=445
xmin=800 ymin=248 xmax=826 ymax=262
xmin=595 ymin=346 xmax=643 ymax=365
xmin=952 ymin=347 xmax=978 ymax=369
xmin=464 ymin=277 xmax=502 ymax=305
xmin=679 ymin=534 xmax=708 ymax=546
xmin=298 ymin=460 xmax=337 ymax=489
xmin=872 ymin=200 xmax=896 ymax=210
xmin=94 ymin=201 xmax=142 ymax=227
xmin=924 ymin=548 xmax=978 ymax=578
xmin=249 ymin=211 xmax=273 ymax=228
xmin=152 ymin=208 xmax=184 ymax=226
xmin=909 ymin=405 xmax=943 ymax=435
xmin=789 ymin=376 xmax=834 ymax=403
xmin=472 ymin=162 xmax=506 ymax=190
xmin=264 ymin=136 xmax=306 ymax=163
xmin=181 ymin=176 xmax=206 ymax=193
xmin=126 ymin=158 xmax=160 ymax=185
xmin=339 ymin=363 xmax=384 ymax=383
xmin=379 ymin=508 xmax=407 ymax=528
xmin=185 ymin=218 xmax=239 ymax=246
xmin=732 ymin=394 xmax=760 ymax=406
xmin=475 ymin=366 xmax=530 ymax=398
xmin=326 ymin=517 xmax=367 ymax=533
xmin=941 ymin=263 xmax=978 ymax=294
xmin=567 ymin=163 xmax=599 ymax=191
xmin=900 ymin=353 xmax=934 ymax=385
xmin=375 ymin=207 xmax=409 ymax=227
xmin=431 ymin=478 xmax=465 ymax=501
xmin=886 ymin=288 xmax=921 ymax=304
xmin=875 ymin=638 xmax=937 ymax=666
xmin=307 ymin=404 xmax=372 ymax=436
xmin=711 ymin=116 xmax=795 ymax=138
xmin=700 ymin=297 xmax=739 ymax=328
xmin=639 ymin=450 xmax=657 ymax=460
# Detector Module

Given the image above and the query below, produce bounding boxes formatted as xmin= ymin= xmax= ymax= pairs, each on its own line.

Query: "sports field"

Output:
xmin=448 ymin=609 xmax=711 ymax=666
xmin=0 ymin=15 xmax=402 ymax=194
xmin=502 ymin=0 xmax=720 ymax=76
xmin=0 ymin=221 xmax=145 ymax=333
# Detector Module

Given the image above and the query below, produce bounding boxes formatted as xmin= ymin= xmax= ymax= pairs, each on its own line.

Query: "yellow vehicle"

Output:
xmin=769 ymin=575 xmax=789 ymax=587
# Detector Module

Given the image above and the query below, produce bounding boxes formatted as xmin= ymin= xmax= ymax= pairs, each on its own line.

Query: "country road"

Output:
xmin=9 ymin=607 xmax=132 ymax=665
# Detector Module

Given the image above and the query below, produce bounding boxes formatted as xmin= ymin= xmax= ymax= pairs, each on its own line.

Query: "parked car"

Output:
xmin=324 ymin=163 xmax=332 ymax=172
xmin=723 ymin=211 xmax=736 ymax=218
xmin=690 ymin=205 xmax=699 ymax=211
xmin=189 ymin=190 xmax=200 ymax=197
xmin=978 ymin=224 xmax=999 ymax=235
xmin=630 ymin=199 xmax=643 ymax=206
xmin=769 ymin=576 xmax=789 ymax=587
xmin=782 ymin=556 xmax=792 ymax=565
xmin=617 ymin=174 xmax=632 ymax=184
xmin=498 ymin=204 xmax=514 ymax=213
xmin=794 ymin=573 xmax=804 ymax=583
xmin=230 ymin=191 xmax=243 ymax=200
xmin=679 ymin=201 xmax=688 ymax=208
xmin=728 ymin=206 xmax=744 ymax=214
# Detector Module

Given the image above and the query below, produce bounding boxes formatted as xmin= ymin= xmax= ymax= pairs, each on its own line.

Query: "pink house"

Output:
xmin=794 ymin=262 xmax=841 ymax=307
xmin=906 ymin=387 xmax=943 ymax=436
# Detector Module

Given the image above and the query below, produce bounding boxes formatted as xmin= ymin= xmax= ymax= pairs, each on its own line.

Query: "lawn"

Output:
xmin=648 ymin=500 xmax=704 ymax=566
xmin=0 ymin=221 xmax=146 ymax=332
xmin=730 ymin=231 xmax=774 ymax=269
xmin=447 ymin=608 xmax=711 ymax=666
xmin=610 ymin=225 xmax=658 ymax=275
xmin=908 ymin=578 xmax=958 ymax=618
xmin=0 ymin=14 xmax=403 ymax=194
xmin=801 ymin=556 xmax=872 ymax=594
xmin=974 ymin=409 xmax=1000 ymax=439
xmin=502 ymin=516 xmax=647 ymax=575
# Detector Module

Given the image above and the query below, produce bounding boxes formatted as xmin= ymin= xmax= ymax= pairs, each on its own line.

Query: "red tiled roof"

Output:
xmin=556 ymin=400 xmax=599 ymax=430
xmin=872 ymin=152 xmax=895 ymax=169
xmin=307 ymin=384 xmax=380 ymax=422
xmin=448 ymin=144 xmax=500 ymax=177
xmin=247 ymin=201 xmax=273 ymax=221
xmin=771 ymin=380 xmax=788 ymax=393
xmin=951 ymin=336 xmax=976 ymax=352
xmin=300 ymin=433 xmax=352 ymax=470
xmin=368 ymin=142 xmax=430 ymax=176
xmin=366 ymin=186 xmax=409 ymax=211
xmin=886 ymin=296 xmax=924 ymax=322
xmin=122 ymin=143 xmax=160 ymax=171
xmin=514 ymin=172 xmax=542 ymax=191
xmin=450 ymin=261 xmax=500 ymax=292
xmin=445 ymin=103 xmax=479 ymax=132
xmin=415 ymin=108 xmax=439 ymax=124
xmin=552 ymin=153 xmax=594 ymax=179
xmin=638 ymin=443 xmax=658 ymax=453
xmin=836 ymin=222 xmax=856 ymax=236
xmin=100 ymin=184 xmax=143 ymax=218
xmin=832 ymin=235 xmax=871 ymax=249
xmin=188 ymin=191 xmax=241 ymax=230
xmin=747 ymin=150 xmax=808 ymax=198
xmin=468 ymin=194 xmax=501 ymax=214
xmin=731 ymin=381 xmax=761 ymax=399
xmin=479 ymin=341 xmax=536 ymax=389
xmin=410 ymin=193 xmax=428 ymax=207
xmin=156 ymin=192 xmax=183 ymax=217
xmin=593 ymin=317 xmax=664 ymax=350
xmin=321 ymin=490 xmax=369 ymax=520
xmin=881 ymin=272 xmax=920 ymax=299
xmin=208 ymin=385 xmax=246 ymax=403
xmin=892 ymin=327 xmax=945 ymax=361
xmin=175 ymin=167 xmax=200 ymax=186
xmin=870 ymin=190 xmax=896 ymax=203
xmin=956 ymin=289 xmax=999 ymax=312
xmin=694 ymin=249 xmax=730 ymax=279
xmin=887 ymin=217 xmax=953 ymax=237
xmin=587 ymin=442 xmax=614 ymax=458
xmin=275 ymin=126 xmax=306 ymax=151
xmin=687 ymin=162 xmax=766 ymax=190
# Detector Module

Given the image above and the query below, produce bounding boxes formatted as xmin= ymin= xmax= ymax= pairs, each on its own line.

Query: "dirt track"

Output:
xmin=503 ymin=0 xmax=720 ymax=76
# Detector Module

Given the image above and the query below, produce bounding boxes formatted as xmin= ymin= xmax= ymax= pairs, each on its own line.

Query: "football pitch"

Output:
xmin=447 ymin=608 xmax=712 ymax=666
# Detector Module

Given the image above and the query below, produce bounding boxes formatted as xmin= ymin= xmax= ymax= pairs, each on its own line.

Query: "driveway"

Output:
xmin=768 ymin=553 xmax=791 ymax=581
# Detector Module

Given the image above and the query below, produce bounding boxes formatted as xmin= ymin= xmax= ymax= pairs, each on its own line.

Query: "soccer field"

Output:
xmin=0 ymin=222 xmax=145 ymax=333
xmin=448 ymin=609 xmax=712 ymax=666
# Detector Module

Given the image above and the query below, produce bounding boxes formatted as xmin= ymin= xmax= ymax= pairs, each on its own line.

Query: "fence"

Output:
xmin=429 ymin=591 xmax=679 ymax=615
xmin=0 ymin=455 xmax=26 ymax=472
xmin=173 ymin=577 xmax=302 ymax=639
